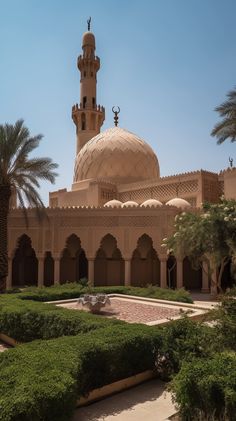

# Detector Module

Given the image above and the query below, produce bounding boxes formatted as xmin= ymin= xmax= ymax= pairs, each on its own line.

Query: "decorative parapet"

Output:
xmin=72 ymin=103 xmax=105 ymax=113
xmin=77 ymin=54 xmax=100 ymax=71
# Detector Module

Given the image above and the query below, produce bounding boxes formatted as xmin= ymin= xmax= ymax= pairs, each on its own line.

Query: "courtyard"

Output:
xmin=0 ymin=1 xmax=236 ymax=420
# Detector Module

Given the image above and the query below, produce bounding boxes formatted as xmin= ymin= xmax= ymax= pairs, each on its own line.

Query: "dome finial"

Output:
xmin=87 ymin=17 xmax=91 ymax=31
xmin=229 ymin=156 xmax=233 ymax=168
xmin=112 ymin=106 xmax=120 ymax=127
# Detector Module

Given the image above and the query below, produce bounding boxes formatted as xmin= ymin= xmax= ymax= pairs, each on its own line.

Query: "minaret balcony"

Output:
xmin=77 ymin=55 xmax=100 ymax=71
xmin=72 ymin=103 xmax=105 ymax=112
xmin=72 ymin=103 xmax=105 ymax=125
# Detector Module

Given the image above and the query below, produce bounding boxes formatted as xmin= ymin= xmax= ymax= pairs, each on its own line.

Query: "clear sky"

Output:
xmin=1 ymin=0 xmax=236 ymax=204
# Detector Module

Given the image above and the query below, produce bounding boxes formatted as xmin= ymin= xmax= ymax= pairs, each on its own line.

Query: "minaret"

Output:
xmin=72 ymin=18 xmax=105 ymax=156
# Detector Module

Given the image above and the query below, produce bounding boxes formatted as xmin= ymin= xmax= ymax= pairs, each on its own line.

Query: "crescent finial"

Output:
xmin=112 ymin=106 xmax=120 ymax=127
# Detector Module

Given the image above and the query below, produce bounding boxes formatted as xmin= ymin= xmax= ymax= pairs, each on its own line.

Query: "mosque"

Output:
xmin=7 ymin=22 xmax=236 ymax=291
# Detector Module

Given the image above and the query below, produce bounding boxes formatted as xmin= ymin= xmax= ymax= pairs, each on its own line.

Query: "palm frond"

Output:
xmin=211 ymin=88 xmax=236 ymax=144
xmin=0 ymin=119 xmax=58 ymax=211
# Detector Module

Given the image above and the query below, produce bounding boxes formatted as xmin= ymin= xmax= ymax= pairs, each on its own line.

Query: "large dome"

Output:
xmin=74 ymin=127 xmax=160 ymax=184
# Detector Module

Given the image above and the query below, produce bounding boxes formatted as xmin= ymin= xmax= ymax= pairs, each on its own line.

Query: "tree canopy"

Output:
xmin=0 ymin=119 xmax=58 ymax=290
xmin=211 ymin=88 xmax=236 ymax=144
xmin=162 ymin=199 xmax=236 ymax=293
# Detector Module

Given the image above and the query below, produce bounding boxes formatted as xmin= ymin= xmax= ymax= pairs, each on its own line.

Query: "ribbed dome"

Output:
xmin=141 ymin=199 xmax=163 ymax=208
xmin=104 ymin=199 xmax=122 ymax=208
xmin=121 ymin=201 xmax=139 ymax=208
xmin=74 ymin=127 xmax=160 ymax=184
xmin=166 ymin=198 xmax=191 ymax=209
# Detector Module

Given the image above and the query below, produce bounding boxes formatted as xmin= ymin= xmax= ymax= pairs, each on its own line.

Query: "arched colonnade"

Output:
xmin=7 ymin=232 xmax=233 ymax=291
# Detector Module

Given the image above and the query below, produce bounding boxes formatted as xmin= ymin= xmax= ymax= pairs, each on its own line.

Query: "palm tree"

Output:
xmin=0 ymin=119 xmax=58 ymax=291
xmin=211 ymin=88 xmax=236 ymax=144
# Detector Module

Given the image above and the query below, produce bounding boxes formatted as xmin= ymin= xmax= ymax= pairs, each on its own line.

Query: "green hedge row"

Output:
xmin=8 ymin=284 xmax=193 ymax=303
xmin=171 ymin=352 xmax=236 ymax=421
xmin=0 ymin=324 xmax=162 ymax=421
xmin=0 ymin=295 xmax=124 ymax=342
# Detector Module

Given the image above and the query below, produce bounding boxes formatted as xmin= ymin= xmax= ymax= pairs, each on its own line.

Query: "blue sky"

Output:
xmin=1 ymin=0 xmax=236 ymax=204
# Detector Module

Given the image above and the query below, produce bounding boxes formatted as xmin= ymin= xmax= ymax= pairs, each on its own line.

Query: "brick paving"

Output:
xmin=60 ymin=298 xmax=181 ymax=324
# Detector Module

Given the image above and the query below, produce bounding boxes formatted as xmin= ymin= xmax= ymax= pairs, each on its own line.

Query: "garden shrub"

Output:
xmin=155 ymin=317 xmax=218 ymax=380
xmin=170 ymin=352 xmax=236 ymax=421
xmin=11 ymin=284 xmax=193 ymax=303
xmin=0 ymin=295 xmax=123 ymax=342
xmin=0 ymin=324 xmax=162 ymax=421
xmin=214 ymin=297 xmax=236 ymax=350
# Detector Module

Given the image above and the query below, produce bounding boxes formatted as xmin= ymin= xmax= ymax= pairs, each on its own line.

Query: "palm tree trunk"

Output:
xmin=0 ymin=185 xmax=11 ymax=292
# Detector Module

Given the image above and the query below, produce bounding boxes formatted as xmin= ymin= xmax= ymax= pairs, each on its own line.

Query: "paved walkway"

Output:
xmin=191 ymin=292 xmax=219 ymax=309
xmin=73 ymin=379 xmax=176 ymax=421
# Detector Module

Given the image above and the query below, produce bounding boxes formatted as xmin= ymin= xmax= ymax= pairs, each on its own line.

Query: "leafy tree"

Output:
xmin=214 ymin=297 xmax=236 ymax=350
xmin=162 ymin=200 xmax=236 ymax=294
xmin=0 ymin=119 xmax=58 ymax=291
xmin=211 ymin=88 xmax=236 ymax=144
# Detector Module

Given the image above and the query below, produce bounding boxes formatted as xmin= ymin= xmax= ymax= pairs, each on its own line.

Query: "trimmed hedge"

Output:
xmin=0 ymin=324 xmax=162 ymax=421
xmin=0 ymin=295 xmax=124 ymax=342
xmin=171 ymin=352 xmax=236 ymax=421
xmin=9 ymin=284 xmax=193 ymax=303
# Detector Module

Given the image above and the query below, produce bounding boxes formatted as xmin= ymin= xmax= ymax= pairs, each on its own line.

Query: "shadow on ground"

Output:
xmin=73 ymin=379 xmax=176 ymax=421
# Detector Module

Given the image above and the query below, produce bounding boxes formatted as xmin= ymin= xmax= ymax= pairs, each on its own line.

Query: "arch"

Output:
xmin=81 ymin=112 xmax=86 ymax=130
xmin=183 ymin=257 xmax=202 ymax=290
xmin=91 ymin=113 xmax=96 ymax=130
xmin=167 ymin=255 xmax=177 ymax=289
xmin=94 ymin=234 xmax=124 ymax=286
xmin=131 ymin=234 xmax=160 ymax=287
xmin=221 ymin=259 xmax=234 ymax=291
xmin=60 ymin=234 xmax=88 ymax=284
xmin=12 ymin=234 xmax=38 ymax=286
xmin=44 ymin=251 xmax=54 ymax=287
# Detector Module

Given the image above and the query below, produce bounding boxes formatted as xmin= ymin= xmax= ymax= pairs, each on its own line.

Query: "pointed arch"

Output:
xmin=60 ymin=234 xmax=88 ymax=284
xmin=167 ymin=255 xmax=177 ymax=289
xmin=221 ymin=259 xmax=234 ymax=290
xmin=131 ymin=234 xmax=160 ymax=287
xmin=94 ymin=234 xmax=124 ymax=286
xmin=44 ymin=251 xmax=54 ymax=287
xmin=183 ymin=257 xmax=202 ymax=290
xmin=12 ymin=234 xmax=38 ymax=286
xmin=81 ymin=112 xmax=86 ymax=130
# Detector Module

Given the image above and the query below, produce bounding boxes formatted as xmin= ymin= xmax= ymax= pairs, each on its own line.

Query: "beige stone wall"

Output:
xmin=221 ymin=168 xmax=236 ymax=200
xmin=8 ymin=206 xmax=178 ymax=260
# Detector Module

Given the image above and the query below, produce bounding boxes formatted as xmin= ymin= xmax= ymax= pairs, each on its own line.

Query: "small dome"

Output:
xmin=121 ymin=201 xmax=139 ymax=208
xmin=82 ymin=31 xmax=95 ymax=48
xmin=104 ymin=199 xmax=122 ymax=208
xmin=166 ymin=198 xmax=191 ymax=209
xmin=141 ymin=199 xmax=163 ymax=208
xmin=74 ymin=127 xmax=160 ymax=184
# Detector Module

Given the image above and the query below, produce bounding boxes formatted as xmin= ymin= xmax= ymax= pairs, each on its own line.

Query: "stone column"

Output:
xmin=160 ymin=257 xmax=167 ymax=289
xmin=201 ymin=260 xmax=210 ymax=293
xmin=37 ymin=256 xmax=44 ymax=287
xmin=88 ymin=258 xmax=95 ymax=287
xmin=54 ymin=255 xmax=60 ymax=285
xmin=176 ymin=258 xmax=183 ymax=289
xmin=6 ymin=257 xmax=12 ymax=289
xmin=124 ymin=258 xmax=131 ymax=286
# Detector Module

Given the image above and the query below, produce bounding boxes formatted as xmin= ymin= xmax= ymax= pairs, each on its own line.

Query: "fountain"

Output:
xmin=77 ymin=293 xmax=111 ymax=313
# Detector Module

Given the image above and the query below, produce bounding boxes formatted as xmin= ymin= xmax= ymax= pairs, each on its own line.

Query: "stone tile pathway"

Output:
xmin=59 ymin=297 xmax=181 ymax=324
xmin=73 ymin=379 xmax=177 ymax=421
